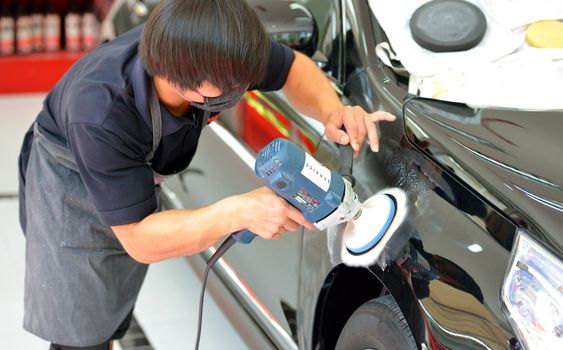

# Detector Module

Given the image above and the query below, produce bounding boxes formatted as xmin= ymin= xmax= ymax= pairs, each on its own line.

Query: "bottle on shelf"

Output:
xmin=15 ymin=2 xmax=33 ymax=55
xmin=44 ymin=3 xmax=60 ymax=52
xmin=0 ymin=2 xmax=15 ymax=55
xmin=81 ymin=3 xmax=99 ymax=51
xmin=64 ymin=3 xmax=81 ymax=52
xmin=31 ymin=1 xmax=44 ymax=52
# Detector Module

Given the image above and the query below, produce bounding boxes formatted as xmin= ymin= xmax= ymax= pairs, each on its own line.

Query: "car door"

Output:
xmin=161 ymin=0 xmax=339 ymax=347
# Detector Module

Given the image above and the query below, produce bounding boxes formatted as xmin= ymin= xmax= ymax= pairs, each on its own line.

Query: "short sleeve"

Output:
xmin=68 ymin=122 xmax=156 ymax=226
xmin=250 ymin=39 xmax=296 ymax=92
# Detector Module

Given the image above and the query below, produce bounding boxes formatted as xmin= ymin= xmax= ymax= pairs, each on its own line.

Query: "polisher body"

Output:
xmin=254 ymin=138 xmax=361 ymax=230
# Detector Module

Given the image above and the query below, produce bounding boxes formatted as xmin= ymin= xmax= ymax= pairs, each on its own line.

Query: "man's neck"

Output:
xmin=152 ymin=76 xmax=192 ymax=117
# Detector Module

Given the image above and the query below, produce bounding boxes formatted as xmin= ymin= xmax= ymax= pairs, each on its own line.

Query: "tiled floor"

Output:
xmin=0 ymin=94 xmax=247 ymax=349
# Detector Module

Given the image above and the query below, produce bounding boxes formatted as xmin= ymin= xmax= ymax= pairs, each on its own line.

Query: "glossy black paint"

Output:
xmin=130 ymin=1 xmax=562 ymax=349
xmin=299 ymin=1 xmax=559 ymax=350
xmin=404 ymin=97 xmax=563 ymax=255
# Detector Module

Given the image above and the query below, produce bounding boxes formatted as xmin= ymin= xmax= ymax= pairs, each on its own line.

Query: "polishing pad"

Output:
xmin=410 ymin=0 xmax=487 ymax=52
xmin=341 ymin=188 xmax=408 ymax=267
xmin=344 ymin=194 xmax=395 ymax=255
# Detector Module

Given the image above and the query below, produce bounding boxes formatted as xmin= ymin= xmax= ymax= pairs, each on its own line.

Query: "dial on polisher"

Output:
xmin=234 ymin=138 xmax=407 ymax=267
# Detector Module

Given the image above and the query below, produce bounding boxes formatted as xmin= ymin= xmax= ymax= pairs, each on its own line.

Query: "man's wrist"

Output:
xmin=213 ymin=195 xmax=244 ymax=234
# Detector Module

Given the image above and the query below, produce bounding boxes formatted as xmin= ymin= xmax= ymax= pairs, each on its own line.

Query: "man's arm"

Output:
xmin=112 ymin=187 xmax=315 ymax=264
xmin=282 ymin=51 xmax=396 ymax=157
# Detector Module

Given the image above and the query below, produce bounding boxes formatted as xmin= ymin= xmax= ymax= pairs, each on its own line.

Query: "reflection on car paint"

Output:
xmin=480 ymin=117 xmax=522 ymax=147
xmin=452 ymin=139 xmax=562 ymax=192
xmin=512 ymin=184 xmax=563 ymax=213
xmin=402 ymin=97 xmax=562 ymax=251
xmin=236 ymin=91 xmax=318 ymax=154
xmin=237 ymin=91 xmax=290 ymax=152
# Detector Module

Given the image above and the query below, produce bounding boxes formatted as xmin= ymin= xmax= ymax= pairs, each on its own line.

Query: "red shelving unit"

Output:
xmin=0 ymin=51 xmax=85 ymax=93
xmin=0 ymin=0 xmax=106 ymax=93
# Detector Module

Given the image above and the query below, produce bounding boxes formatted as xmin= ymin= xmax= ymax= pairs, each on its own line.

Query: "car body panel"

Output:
xmin=156 ymin=0 xmax=563 ymax=349
xmin=404 ymin=100 xmax=563 ymax=255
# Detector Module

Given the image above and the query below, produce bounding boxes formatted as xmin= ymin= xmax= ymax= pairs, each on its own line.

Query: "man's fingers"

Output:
xmin=303 ymin=220 xmax=316 ymax=230
xmin=371 ymin=111 xmax=397 ymax=122
xmin=342 ymin=109 xmax=360 ymax=152
xmin=326 ymin=108 xmax=396 ymax=153
xmin=353 ymin=108 xmax=367 ymax=151
xmin=286 ymin=207 xmax=315 ymax=230
xmin=365 ymin=116 xmax=379 ymax=152
xmin=336 ymin=129 xmax=350 ymax=145
xmin=325 ymin=120 xmax=350 ymax=145
xmin=283 ymin=220 xmax=300 ymax=232
xmin=365 ymin=112 xmax=396 ymax=152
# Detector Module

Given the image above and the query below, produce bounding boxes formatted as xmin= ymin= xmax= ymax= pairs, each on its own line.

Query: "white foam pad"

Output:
xmin=343 ymin=194 xmax=395 ymax=253
xmin=341 ymin=188 xmax=408 ymax=267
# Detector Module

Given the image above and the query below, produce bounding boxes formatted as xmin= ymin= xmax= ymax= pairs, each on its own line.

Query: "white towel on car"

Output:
xmin=411 ymin=48 xmax=563 ymax=110
xmin=369 ymin=0 xmax=563 ymax=110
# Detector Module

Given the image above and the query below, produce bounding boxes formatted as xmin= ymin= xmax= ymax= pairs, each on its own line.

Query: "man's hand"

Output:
xmin=324 ymin=106 xmax=397 ymax=158
xmin=234 ymin=187 xmax=316 ymax=240
xmin=282 ymin=51 xmax=397 ymax=157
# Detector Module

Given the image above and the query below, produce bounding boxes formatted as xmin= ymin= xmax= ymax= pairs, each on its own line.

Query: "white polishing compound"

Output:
xmin=341 ymin=188 xmax=408 ymax=267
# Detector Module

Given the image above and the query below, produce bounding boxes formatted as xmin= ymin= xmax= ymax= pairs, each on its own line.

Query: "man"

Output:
xmin=18 ymin=0 xmax=396 ymax=348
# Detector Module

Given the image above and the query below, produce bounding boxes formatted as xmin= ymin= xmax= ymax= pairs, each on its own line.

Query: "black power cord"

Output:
xmin=194 ymin=235 xmax=237 ymax=350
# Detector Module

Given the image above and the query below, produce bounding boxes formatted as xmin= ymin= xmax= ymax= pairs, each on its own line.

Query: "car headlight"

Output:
xmin=501 ymin=230 xmax=563 ymax=349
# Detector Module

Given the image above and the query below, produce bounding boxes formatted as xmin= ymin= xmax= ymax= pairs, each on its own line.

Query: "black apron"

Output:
xmin=21 ymin=83 xmax=196 ymax=346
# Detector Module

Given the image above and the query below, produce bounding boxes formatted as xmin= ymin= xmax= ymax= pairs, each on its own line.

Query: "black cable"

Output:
xmin=402 ymin=94 xmax=420 ymax=120
xmin=194 ymin=235 xmax=237 ymax=350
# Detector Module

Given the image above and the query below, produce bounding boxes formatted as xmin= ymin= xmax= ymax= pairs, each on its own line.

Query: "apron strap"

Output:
xmin=146 ymin=81 xmax=163 ymax=163
xmin=202 ymin=111 xmax=211 ymax=129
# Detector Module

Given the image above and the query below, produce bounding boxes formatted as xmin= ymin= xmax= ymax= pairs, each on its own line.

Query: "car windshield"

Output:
xmin=368 ymin=0 xmax=563 ymax=111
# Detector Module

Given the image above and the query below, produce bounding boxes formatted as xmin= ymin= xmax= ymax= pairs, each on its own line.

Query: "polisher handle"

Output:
xmin=338 ymin=143 xmax=356 ymax=187
xmin=232 ymin=230 xmax=257 ymax=244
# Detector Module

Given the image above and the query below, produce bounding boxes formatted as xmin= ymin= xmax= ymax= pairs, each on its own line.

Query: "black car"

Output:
xmin=105 ymin=0 xmax=563 ymax=349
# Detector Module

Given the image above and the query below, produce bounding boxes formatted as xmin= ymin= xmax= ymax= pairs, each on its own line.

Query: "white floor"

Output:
xmin=0 ymin=94 xmax=247 ymax=349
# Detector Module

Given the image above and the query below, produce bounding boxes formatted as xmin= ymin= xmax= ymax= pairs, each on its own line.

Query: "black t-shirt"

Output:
xmin=31 ymin=25 xmax=295 ymax=226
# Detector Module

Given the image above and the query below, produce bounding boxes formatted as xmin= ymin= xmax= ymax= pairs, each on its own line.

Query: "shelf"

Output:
xmin=0 ymin=51 xmax=86 ymax=94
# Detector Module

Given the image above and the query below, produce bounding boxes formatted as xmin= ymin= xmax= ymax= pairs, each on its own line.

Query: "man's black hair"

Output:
xmin=139 ymin=0 xmax=271 ymax=91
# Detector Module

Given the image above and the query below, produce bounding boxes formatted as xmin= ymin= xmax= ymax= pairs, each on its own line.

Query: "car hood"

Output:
xmin=404 ymin=98 xmax=562 ymax=256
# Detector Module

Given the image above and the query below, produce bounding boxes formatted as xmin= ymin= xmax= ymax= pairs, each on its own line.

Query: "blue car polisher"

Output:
xmin=233 ymin=138 xmax=409 ymax=267
xmin=340 ymin=189 xmax=408 ymax=267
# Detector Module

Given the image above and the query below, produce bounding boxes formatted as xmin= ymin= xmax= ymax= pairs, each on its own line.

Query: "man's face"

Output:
xmin=174 ymin=80 xmax=248 ymax=112
xmin=174 ymin=81 xmax=223 ymax=104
